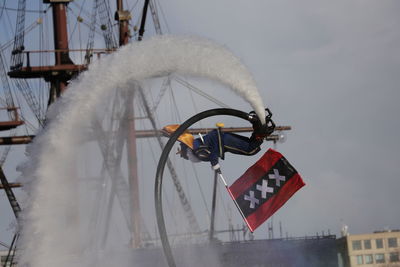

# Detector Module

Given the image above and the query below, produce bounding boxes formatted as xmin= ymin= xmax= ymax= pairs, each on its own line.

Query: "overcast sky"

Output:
xmin=161 ymin=0 xmax=400 ymax=237
xmin=1 ymin=0 xmax=400 ymax=247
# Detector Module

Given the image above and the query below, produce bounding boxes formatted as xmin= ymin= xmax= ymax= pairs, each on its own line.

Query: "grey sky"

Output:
xmin=1 ymin=0 xmax=400 ymax=247
xmin=160 ymin=0 xmax=400 ymax=236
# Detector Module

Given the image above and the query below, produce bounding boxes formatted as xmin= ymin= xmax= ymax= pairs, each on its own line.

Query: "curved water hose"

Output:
xmin=155 ymin=108 xmax=254 ymax=267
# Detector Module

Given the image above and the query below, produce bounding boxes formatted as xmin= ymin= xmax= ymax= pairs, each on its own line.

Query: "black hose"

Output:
xmin=155 ymin=108 xmax=252 ymax=267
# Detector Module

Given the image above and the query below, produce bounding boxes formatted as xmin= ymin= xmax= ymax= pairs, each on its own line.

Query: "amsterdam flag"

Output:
xmin=228 ymin=149 xmax=305 ymax=232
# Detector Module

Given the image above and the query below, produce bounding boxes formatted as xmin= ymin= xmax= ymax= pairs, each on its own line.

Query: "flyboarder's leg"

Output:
xmin=222 ymin=133 xmax=262 ymax=155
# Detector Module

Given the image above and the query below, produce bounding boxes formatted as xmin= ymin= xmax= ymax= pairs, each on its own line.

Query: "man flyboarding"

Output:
xmin=162 ymin=109 xmax=275 ymax=172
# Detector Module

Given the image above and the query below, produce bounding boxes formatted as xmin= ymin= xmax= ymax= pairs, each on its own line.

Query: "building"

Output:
xmin=218 ymin=236 xmax=339 ymax=267
xmin=0 ymin=249 xmax=15 ymax=267
xmin=338 ymin=230 xmax=400 ymax=266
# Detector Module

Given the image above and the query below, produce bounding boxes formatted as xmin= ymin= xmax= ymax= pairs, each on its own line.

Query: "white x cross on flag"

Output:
xmin=256 ymin=179 xmax=273 ymax=199
xmin=244 ymin=190 xmax=259 ymax=209
xmin=268 ymin=168 xmax=286 ymax=186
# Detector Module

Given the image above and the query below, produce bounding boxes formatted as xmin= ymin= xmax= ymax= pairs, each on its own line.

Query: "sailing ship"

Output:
xmin=0 ymin=1 xmax=299 ymax=266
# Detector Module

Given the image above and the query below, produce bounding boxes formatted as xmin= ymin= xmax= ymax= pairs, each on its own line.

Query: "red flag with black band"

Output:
xmin=228 ymin=149 xmax=305 ymax=232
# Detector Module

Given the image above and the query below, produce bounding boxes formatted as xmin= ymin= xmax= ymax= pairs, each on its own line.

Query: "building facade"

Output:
xmin=0 ymin=249 xmax=15 ymax=267
xmin=338 ymin=230 xmax=400 ymax=267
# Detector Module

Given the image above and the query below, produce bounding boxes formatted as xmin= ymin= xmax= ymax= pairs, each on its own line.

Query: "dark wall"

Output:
xmin=97 ymin=237 xmax=339 ymax=267
xmin=219 ymin=237 xmax=338 ymax=267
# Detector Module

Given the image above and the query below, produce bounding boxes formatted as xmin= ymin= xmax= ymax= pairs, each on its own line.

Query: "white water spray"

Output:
xmin=18 ymin=35 xmax=266 ymax=266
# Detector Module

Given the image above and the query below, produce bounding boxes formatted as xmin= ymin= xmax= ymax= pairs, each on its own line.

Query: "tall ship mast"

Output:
xmin=0 ymin=1 xmax=294 ymax=266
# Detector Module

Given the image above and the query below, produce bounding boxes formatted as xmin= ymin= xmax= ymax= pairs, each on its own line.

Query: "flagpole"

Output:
xmin=209 ymin=171 xmax=219 ymax=241
xmin=217 ymin=172 xmax=254 ymax=233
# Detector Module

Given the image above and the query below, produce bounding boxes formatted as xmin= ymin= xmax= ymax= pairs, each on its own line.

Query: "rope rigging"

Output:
xmin=91 ymin=116 xmax=133 ymax=232
xmin=84 ymin=0 xmax=98 ymax=64
xmin=0 ymin=165 xmax=21 ymax=266
xmin=136 ymin=114 xmax=181 ymax=237
xmin=84 ymin=91 xmax=130 ymax=247
xmin=0 ymin=6 xmax=46 ymax=14
xmin=148 ymin=0 xmax=162 ymax=35
xmin=0 ymin=0 xmax=6 ymax=21
xmin=67 ymin=0 xmax=87 ymax=46
xmin=3 ymin=5 xmax=15 ymax=41
xmin=0 ymin=131 xmax=13 ymax=166
xmin=0 ymin=166 xmax=20 ymax=218
xmin=154 ymin=0 xmax=170 ymax=33
xmin=0 ymin=2 xmax=47 ymax=128
xmin=2 ymin=232 xmax=19 ymax=267
xmin=173 ymin=76 xmax=231 ymax=108
xmin=138 ymin=84 xmax=201 ymax=234
xmin=165 ymin=82 xmax=232 ymax=230
xmin=67 ymin=4 xmax=104 ymax=32
xmin=71 ymin=1 xmax=101 ymax=25
xmin=12 ymin=78 xmax=45 ymax=126
xmin=143 ymin=80 xmax=212 ymax=235
xmin=0 ymin=50 xmax=23 ymax=162
xmin=168 ymin=83 xmax=182 ymax=122
xmin=1 ymin=35 xmax=45 ymax=128
xmin=97 ymin=0 xmax=118 ymax=49
xmin=150 ymin=76 xmax=170 ymax=113
xmin=10 ymin=0 xmax=26 ymax=70
xmin=144 ymin=128 xmax=181 ymax=231
xmin=0 ymin=16 xmax=44 ymax=54
xmin=146 ymin=76 xmax=231 ymax=225
xmin=141 ymin=81 xmax=208 ymax=237
xmin=0 ymin=49 xmax=16 ymax=117
xmin=88 ymin=89 xmax=153 ymax=247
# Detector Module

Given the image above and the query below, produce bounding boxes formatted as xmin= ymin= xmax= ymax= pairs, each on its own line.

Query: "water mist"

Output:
xmin=17 ymin=35 xmax=267 ymax=266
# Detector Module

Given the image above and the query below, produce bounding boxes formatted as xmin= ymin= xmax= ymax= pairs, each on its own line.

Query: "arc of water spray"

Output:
xmin=18 ymin=35 xmax=267 ymax=267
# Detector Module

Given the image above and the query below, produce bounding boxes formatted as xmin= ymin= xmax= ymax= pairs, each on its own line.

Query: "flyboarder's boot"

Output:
xmin=162 ymin=124 xmax=194 ymax=149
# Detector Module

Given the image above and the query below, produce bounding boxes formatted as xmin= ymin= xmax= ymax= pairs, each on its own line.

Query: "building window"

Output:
xmin=364 ymin=239 xmax=371 ymax=249
xmin=365 ymin=254 xmax=373 ymax=264
xmin=352 ymin=240 xmax=362 ymax=250
xmin=390 ymin=252 xmax=399 ymax=262
xmin=388 ymin=237 xmax=398 ymax=248
xmin=356 ymin=255 xmax=363 ymax=265
xmin=375 ymin=253 xmax=385 ymax=263
xmin=376 ymin=238 xmax=383 ymax=249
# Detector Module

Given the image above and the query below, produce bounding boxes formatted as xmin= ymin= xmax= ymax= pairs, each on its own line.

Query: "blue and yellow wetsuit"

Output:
xmin=189 ymin=129 xmax=263 ymax=167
